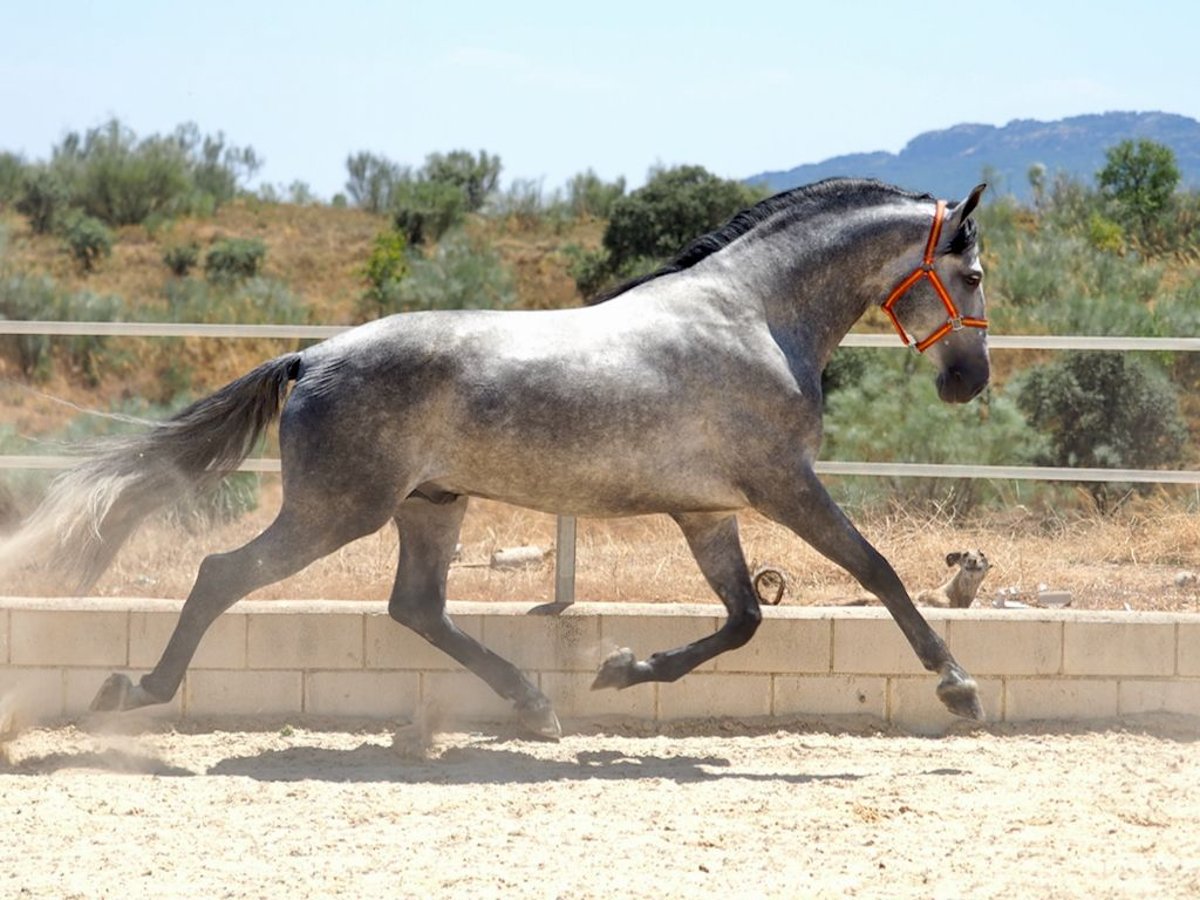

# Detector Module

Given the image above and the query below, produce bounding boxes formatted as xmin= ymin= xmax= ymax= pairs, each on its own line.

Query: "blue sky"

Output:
xmin=2 ymin=0 xmax=1197 ymax=200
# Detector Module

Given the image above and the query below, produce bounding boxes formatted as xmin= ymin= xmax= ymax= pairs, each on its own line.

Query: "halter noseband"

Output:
xmin=881 ymin=199 xmax=988 ymax=353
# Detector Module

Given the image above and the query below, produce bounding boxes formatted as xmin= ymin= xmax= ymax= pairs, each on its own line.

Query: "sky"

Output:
xmin=2 ymin=0 xmax=1198 ymax=201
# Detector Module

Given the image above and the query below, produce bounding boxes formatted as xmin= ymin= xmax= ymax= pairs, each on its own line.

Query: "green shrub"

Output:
xmin=1013 ymin=352 xmax=1187 ymax=511
xmin=163 ymin=275 xmax=307 ymax=325
xmin=15 ymin=167 xmax=68 ymax=234
xmin=61 ymin=212 xmax=113 ymax=272
xmin=392 ymin=179 xmax=466 ymax=245
xmin=379 ymin=230 xmax=513 ymax=314
xmin=822 ymin=351 xmax=1044 ymax=516
xmin=204 ymin=238 xmax=266 ymax=282
xmin=0 ymin=151 xmax=25 ymax=207
xmin=358 ymin=230 xmax=410 ymax=320
xmin=163 ymin=242 xmax=200 ymax=276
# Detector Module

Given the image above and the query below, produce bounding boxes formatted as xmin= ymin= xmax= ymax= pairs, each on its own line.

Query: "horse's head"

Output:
xmin=882 ymin=184 xmax=990 ymax=404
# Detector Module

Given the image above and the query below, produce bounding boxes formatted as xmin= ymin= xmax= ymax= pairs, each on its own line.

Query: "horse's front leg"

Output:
xmin=592 ymin=512 xmax=762 ymax=689
xmin=754 ymin=465 xmax=983 ymax=720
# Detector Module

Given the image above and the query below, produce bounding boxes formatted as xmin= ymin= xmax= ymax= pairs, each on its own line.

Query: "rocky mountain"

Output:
xmin=746 ymin=111 xmax=1200 ymax=202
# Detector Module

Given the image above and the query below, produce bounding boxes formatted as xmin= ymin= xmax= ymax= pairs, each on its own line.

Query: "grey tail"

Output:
xmin=1 ymin=352 xmax=302 ymax=594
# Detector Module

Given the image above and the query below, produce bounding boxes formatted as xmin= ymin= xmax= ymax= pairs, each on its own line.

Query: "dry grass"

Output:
xmin=8 ymin=480 xmax=1196 ymax=613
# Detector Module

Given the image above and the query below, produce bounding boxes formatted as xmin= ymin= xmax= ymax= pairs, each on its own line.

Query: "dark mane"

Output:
xmin=590 ymin=178 xmax=933 ymax=304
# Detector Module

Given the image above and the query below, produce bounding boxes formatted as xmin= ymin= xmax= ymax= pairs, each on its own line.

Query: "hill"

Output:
xmin=747 ymin=111 xmax=1200 ymax=201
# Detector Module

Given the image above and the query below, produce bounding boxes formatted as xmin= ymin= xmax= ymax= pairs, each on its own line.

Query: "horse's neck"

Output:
xmin=736 ymin=208 xmax=921 ymax=362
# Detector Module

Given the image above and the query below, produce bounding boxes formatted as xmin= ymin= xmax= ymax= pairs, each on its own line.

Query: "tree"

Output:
xmin=1014 ymin=352 xmax=1186 ymax=511
xmin=1097 ymin=139 xmax=1180 ymax=243
xmin=575 ymin=164 xmax=765 ymax=298
xmin=422 ymin=149 xmax=501 ymax=212
xmin=344 ymin=151 xmax=406 ymax=214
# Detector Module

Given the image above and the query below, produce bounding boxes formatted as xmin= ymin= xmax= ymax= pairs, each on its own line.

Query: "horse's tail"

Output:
xmin=1 ymin=352 xmax=302 ymax=594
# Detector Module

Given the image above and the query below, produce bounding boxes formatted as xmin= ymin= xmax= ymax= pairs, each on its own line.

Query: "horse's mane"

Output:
xmin=591 ymin=177 xmax=952 ymax=304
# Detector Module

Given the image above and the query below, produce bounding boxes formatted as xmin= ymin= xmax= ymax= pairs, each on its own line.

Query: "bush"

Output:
xmin=345 ymin=151 xmax=407 ymax=213
xmin=392 ymin=179 xmax=466 ymax=245
xmin=204 ymin=238 xmax=266 ymax=282
xmin=61 ymin=212 xmax=113 ymax=272
xmin=163 ymin=276 xmax=307 ymax=325
xmin=422 ymin=149 xmax=501 ymax=212
xmin=378 ymin=230 xmax=513 ymax=314
xmin=564 ymin=169 xmax=626 ymax=219
xmin=359 ymin=230 xmax=410 ymax=320
xmin=822 ymin=351 xmax=1044 ymax=516
xmin=0 ymin=151 xmax=25 ymax=207
xmin=163 ymin=242 xmax=200 ymax=277
xmin=15 ymin=167 xmax=68 ymax=234
xmin=1013 ymin=352 xmax=1187 ymax=511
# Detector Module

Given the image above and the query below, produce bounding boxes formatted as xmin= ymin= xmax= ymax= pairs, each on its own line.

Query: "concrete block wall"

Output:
xmin=1 ymin=597 xmax=1197 ymax=732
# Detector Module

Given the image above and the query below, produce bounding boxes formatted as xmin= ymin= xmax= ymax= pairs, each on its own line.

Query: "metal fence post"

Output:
xmin=554 ymin=515 xmax=577 ymax=606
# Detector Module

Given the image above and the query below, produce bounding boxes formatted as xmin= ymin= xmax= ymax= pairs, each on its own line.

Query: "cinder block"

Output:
xmin=1005 ymin=678 xmax=1119 ymax=721
xmin=64 ymin=669 xmax=181 ymax=719
xmin=185 ymin=670 xmax=302 ymax=717
xmin=773 ymin=674 xmax=886 ymax=719
xmin=715 ymin=615 xmax=831 ymax=674
xmin=889 ymin=676 xmax=1003 ymax=734
xmin=1180 ymin=623 xmax=1200 ymax=676
xmin=1 ymin=611 xmax=9 ymax=664
xmin=598 ymin=613 xmax=722 ymax=674
xmin=832 ymin=616 xmax=946 ymax=676
xmin=305 ymin=671 xmax=420 ymax=719
xmin=0 ymin=667 xmax=64 ymax=720
xmin=1063 ymin=621 xmax=1175 ymax=676
xmin=130 ymin=611 xmax=247 ymax=670
xmin=948 ymin=619 xmax=1061 ymax=676
xmin=247 ymin=612 xmax=363 ymax=670
xmin=657 ymin=673 xmax=772 ymax=721
xmin=421 ymin=671 xmax=513 ymax=723
xmin=482 ymin=611 xmax=601 ymax=672
xmin=1118 ymin=680 xmax=1200 ymax=716
xmin=539 ymin=671 xmax=656 ymax=722
xmin=10 ymin=610 xmax=128 ymax=667
xmin=365 ymin=612 xmax=482 ymax=670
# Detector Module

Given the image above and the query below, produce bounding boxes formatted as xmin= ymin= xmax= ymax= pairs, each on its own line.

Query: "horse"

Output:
xmin=2 ymin=177 xmax=990 ymax=740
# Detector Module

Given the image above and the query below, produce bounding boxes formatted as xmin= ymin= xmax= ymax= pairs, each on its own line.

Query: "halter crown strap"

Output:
xmin=881 ymin=200 xmax=987 ymax=353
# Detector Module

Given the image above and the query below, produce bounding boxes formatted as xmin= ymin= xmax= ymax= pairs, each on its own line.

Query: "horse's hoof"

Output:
xmin=90 ymin=673 xmax=133 ymax=712
xmin=591 ymin=647 xmax=638 ymax=690
xmin=517 ymin=702 xmax=562 ymax=742
xmin=936 ymin=666 xmax=985 ymax=721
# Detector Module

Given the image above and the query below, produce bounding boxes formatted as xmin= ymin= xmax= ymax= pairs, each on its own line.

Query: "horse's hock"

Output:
xmin=1 ymin=597 xmax=1196 ymax=731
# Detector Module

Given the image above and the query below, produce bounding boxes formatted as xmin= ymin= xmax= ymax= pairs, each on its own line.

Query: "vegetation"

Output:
xmin=2 ymin=125 xmax=1198 ymax=524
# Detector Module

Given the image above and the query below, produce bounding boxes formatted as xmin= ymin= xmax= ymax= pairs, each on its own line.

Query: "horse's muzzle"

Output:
xmin=936 ymin=359 xmax=990 ymax=404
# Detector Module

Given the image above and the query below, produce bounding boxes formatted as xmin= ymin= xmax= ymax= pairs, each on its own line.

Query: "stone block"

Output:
xmin=715 ymin=615 xmax=831 ymax=674
xmin=1063 ymin=621 xmax=1175 ymax=677
xmin=889 ymin=675 xmax=1003 ymax=734
xmin=481 ymin=611 xmax=601 ymax=672
xmin=773 ymin=674 xmax=886 ymax=719
xmin=1118 ymin=679 xmax=1200 ymax=716
xmin=10 ymin=610 xmax=128 ymax=667
xmin=1005 ymin=678 xmax=1118 ymax=721
xmin=0 ymin=667 xmax=64 ymax=720
xmin=130 ymin=611 xmax=247 ymax=670
xmin=305 ymin=670 xmax=420 ymax=719
xmin=948 ymin=618 xmax=1061 ymax=676
xmin=365 ymin=612 xmax=482 ymax=671
xmin=539 ymin=670 xmax=656 ymax=722
xmin=598 ymin=612 xmax=721 ymax=674
xmin=832 ymin=615 xmax=946 ymax=676
xmin=657 ymin=673 xmax=772 ymax=721
xmin=186 ymin=670 xmax=302 ymax=717
xmin=247 ymin=612 xmax=363 ymax=670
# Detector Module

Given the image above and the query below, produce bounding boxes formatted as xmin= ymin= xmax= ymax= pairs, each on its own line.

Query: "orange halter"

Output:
xmin=881 ymin=200 xmax=988 ymax=353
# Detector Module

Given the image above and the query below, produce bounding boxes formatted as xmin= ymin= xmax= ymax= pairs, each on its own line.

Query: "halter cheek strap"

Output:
xmin=881 ymin=199 xmax=988 ymax=353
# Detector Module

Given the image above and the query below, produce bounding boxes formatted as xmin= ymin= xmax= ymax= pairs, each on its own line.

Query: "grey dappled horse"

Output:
xmin=5 ymin=178 xmax=991 ymax=739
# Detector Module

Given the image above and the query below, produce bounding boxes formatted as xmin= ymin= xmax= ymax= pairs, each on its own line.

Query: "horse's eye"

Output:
xmin=964 ymin=272 xmax=983 ymax=288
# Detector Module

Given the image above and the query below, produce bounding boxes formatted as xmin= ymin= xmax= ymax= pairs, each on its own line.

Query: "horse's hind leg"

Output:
xmin=388 ymin=495 xmax=561 ymax=740
xmin=90 ymin=500 xmax=388 ymax=712
xmin=593 ymin=512 xmax=761 ymax=689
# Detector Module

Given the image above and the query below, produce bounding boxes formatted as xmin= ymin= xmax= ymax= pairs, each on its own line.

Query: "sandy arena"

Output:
xmin=2 ymin=714 xmax=1197 ymax=898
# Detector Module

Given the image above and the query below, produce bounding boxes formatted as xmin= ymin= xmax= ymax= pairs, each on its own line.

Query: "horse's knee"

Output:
xmin=727 ymin=605 xmax=763 ymax=649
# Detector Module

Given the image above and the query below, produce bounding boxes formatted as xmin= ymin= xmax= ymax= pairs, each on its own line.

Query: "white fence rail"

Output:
xmin=4 ymin=320 xmax=1199 ymax=603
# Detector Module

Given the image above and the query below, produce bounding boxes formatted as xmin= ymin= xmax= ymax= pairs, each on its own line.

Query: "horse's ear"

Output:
xmin=951 ymin=184 xmax=987 ymax=223
xmin=945 ymin=552 xmax=963 ymax=568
